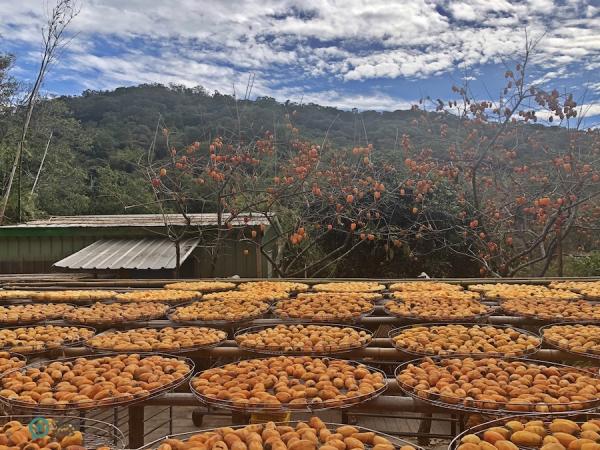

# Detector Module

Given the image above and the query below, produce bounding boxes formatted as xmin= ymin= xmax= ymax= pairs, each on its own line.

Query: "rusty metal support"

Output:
xmin=3 ymin=276 xmax=599 ymax=289
xmin=50 ymin=314 xmax=540 ymax=329
xmin=123 ymin=393 xmax=442 ymax=446
xmin=63 ymin=346 xmax=576 ymax=362
xmin=142 ymin=393 xmax=439 ymax=412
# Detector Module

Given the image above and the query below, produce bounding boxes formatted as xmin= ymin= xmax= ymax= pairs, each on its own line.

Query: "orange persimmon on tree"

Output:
xmin=145 ymin=119 xmax=272 ymax=275
xmin=401 ymin=38 xmax=600 ymax=277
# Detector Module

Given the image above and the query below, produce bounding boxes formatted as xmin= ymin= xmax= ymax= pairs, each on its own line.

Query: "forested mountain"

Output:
xmin=2 ymin=83 xmax=573 ymax=218
xmin=2 ymin=84 xmax=428 ymax=218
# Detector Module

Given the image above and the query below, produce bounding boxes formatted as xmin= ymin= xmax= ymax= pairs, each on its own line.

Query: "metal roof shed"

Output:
xmin=4 ymin=214 xmax=269 ymax=228
xmin=0 ymin=214 xmax=272 ymax=277
xmin=54 ymin=237 xmax=200 ymax=270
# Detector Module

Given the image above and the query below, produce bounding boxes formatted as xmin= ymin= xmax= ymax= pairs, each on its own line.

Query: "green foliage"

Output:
xmin=0 ymin=100 xmax=93 ymax=220
xmin=0 ymin=83 xmax=589 ymax=221
xmin=61 ymin=85 xmax=432 ymax=166
xmin=0 ymin=53 xmax=17 ymax=114
xmin=565 ymin=252 xmax=600 ymax=277
xmin=92 ymin=165 xmax=155 ymax=214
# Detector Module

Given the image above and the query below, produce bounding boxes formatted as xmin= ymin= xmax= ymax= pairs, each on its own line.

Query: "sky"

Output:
xmin=1 ymin=0 xmax=599 ymax=126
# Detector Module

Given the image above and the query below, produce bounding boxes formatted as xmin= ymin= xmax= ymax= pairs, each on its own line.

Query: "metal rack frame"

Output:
xmin=1 ymin=276 xmax=600 ymax=449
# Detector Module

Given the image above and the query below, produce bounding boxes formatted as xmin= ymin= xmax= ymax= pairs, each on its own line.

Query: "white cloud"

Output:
xmin=448 ymin=2 xmax=479 ymax=21
xmin=0 ymin=0 xmax=598 ymax=113
xmin=585 ymin=81 xmax=600 ymax=93
xmin=579 ymin=103 xmax=600 ymax=118
xmin=276 ymin=87 xmax=415 ymax=111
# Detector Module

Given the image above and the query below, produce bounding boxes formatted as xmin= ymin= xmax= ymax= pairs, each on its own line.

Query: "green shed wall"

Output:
xmin=0 ymin=234 xmax=103 ymax=273
xmin=0 ymin=227 xmax=272 ymax=277
xmin=191 ymin=240 xmax=271 ymax=278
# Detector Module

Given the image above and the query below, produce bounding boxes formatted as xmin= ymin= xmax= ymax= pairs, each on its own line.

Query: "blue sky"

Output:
xmin=1 ymin=0 xmax=599 ymax=126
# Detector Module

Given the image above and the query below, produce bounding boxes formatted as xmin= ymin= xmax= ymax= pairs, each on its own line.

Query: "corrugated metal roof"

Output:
xmin=2 ymin=214 xmax=270 ymax=228
xmin=53 ymin=237 xmax=200 ymax=270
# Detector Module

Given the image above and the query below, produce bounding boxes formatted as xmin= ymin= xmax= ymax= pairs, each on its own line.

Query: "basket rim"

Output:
xmin=383 ymin=300 xmax=498 ymax=322
xmin=539 ymin=323 xmax=600 ymax=360
xmin=448 ymin=413 xmax=600 ymax=450
xmin=233 ymin=322 xmax=373 ymax=355
xmin=167 ymin=299 xmax=271 ymax=325
xmin=85 ymin=325 xmax=227 ymax=354
xmin=0 ymin=324 xmax=97 ymax=355
xmin=190 ymin=355 xmax=388 ymax=413
xmin=138 ymin=420 xmax=424 ymax=450
xmin=0 ymin=303 xmax=78 ymax=325
xmin=499 ymin=297 xmax=600 ymax=323
xmin=395 ymin=355 xmax=600 ymax=415
xmin=388 ymin=322 xmax=542 ymax=358
xmin=0 ymin=414 xmax=127 ymax=449
xmin=63 ymin=302 xmax=169 ymax=326
xmin=0 ymin=352 xmax=195 ymax=412
xmin=272 ymin=297 xmax=376 ymax=323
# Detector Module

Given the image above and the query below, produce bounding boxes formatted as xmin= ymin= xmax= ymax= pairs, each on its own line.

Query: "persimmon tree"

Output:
xmin=144 ymin=115 xmax=271 ymax=276
xmin=246 ymin=133 xmax=390 ymax=278
xmin=400 ymin=39 xmax=600 ymax=277
xmin=145 ymin=111 xmax=414 ymax=278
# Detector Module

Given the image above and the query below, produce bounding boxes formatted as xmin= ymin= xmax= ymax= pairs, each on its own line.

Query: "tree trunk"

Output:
xmin=17 ymin=148 xmax=22 ymax=222
xmin=31 ymin=131 xmax=53 ymax=195
xmin=175 ymin=240 xmax=181 ymax=278
xmin=557 ymin=230 xmax=563 ymax=277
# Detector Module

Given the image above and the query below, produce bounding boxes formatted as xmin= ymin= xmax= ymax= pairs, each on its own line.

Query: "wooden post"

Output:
xmin=175 ymin=240 xmax=181 ymax=278
xmin=128 ymin=404 xmax=145 ymax=448
xmin=255 ymin=236 xmax=262 ymax=278
xmin=232 ymin=411 xmax=248 ymax=425
xmin=17 ymin=147 xmax=22 ymax=222
xmin=418 ymin=412 xmax=433 ymax=446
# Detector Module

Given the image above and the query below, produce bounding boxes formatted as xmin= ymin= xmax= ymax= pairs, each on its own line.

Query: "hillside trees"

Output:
xmin=0 ymin=100 xmax=93 ymax=217
xmin=0 ymin=53 xmax=17 ymax=114
xmin=0 ymin=0 xmax=79 ymax=223
xmin=0 ymin=52 xmax=19 ymax=196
